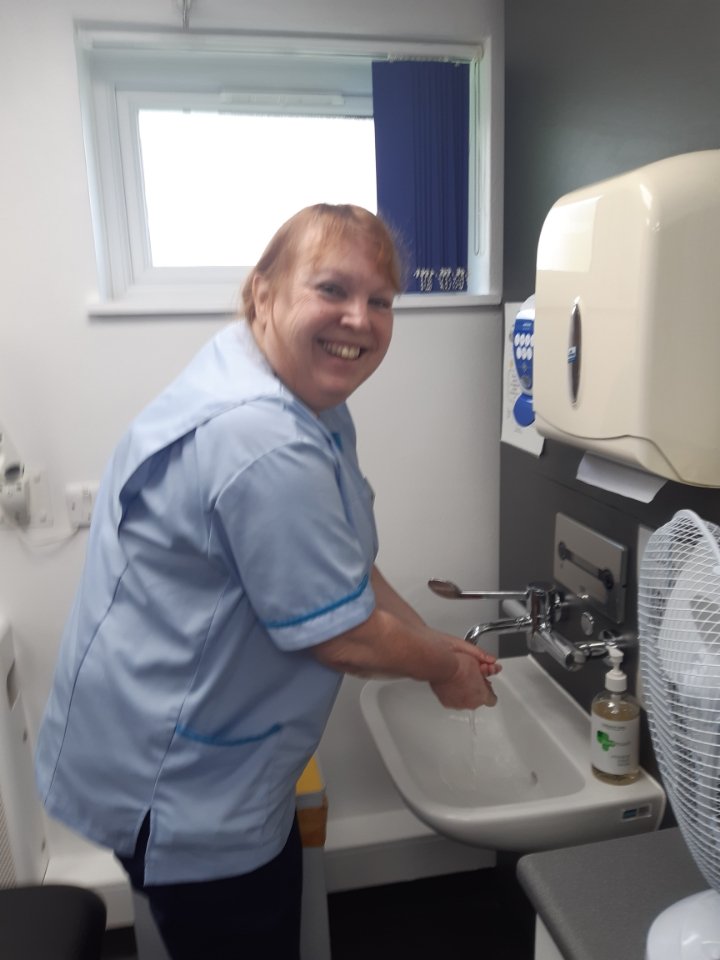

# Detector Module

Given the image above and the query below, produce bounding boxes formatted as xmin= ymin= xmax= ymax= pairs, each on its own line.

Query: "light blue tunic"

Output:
xmin=35 ymin=322 xmax=378 ymax=884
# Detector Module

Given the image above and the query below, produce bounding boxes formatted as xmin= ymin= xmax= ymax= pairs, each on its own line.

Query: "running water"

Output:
xmin=436 ymin=709 xmax=540 ymax=803
xmin=469 ymin=710 xmax=483 ymax=777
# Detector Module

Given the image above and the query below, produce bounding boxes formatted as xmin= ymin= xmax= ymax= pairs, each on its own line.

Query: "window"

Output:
xmin=138 ymin=111 xmax=377 ymax=268
xmin=76 ymin=27 xmax=497 ymax=314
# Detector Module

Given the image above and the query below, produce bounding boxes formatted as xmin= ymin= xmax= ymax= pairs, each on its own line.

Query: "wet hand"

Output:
xmin=446 ymin=637 xmax=502 ymax=679
xmin=430 ymin=651 xmax=499 ymax=710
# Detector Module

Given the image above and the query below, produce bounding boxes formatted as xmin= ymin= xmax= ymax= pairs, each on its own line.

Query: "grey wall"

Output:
xmin=502 ymin=0 xmax=720 ymax=783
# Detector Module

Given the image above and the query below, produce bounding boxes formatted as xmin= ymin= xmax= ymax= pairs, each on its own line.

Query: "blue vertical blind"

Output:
xmin=372 ymin=60 xmax=470 ymax=294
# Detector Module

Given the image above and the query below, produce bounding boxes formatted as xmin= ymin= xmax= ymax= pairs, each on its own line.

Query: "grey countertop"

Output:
xmin=517 ymin=828 xmax=707 ymax=960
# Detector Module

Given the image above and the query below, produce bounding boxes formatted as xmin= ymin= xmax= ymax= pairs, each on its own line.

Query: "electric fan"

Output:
xmin=639 ymin=509 xmax=720 ymax=959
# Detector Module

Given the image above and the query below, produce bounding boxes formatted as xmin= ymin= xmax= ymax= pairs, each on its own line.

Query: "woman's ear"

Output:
xmin=252 ymin=273 xmax=272 ymax=330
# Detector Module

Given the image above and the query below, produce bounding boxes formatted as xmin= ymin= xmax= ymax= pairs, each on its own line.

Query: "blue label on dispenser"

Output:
xmin=512 ymin=312 xmax=535 ymax=427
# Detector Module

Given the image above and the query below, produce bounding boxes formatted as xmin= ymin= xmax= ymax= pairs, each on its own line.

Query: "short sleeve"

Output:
xmin=211 ymin=439 xmax=376 ymax=651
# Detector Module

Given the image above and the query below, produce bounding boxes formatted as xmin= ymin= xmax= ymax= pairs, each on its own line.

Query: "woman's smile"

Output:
xmin=318 ymin=339 xmax=365 ymax=361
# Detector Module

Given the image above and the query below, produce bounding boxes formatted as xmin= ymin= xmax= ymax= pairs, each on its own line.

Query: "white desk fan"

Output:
xmin=639 ymin=509 xmax=720 ymax=959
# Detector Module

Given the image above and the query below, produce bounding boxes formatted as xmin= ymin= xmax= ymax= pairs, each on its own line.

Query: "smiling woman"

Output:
xmin=246 ymin=204 xmax=400 ymax=412
xmin=35 ymin=203 xmax=499 ymax=960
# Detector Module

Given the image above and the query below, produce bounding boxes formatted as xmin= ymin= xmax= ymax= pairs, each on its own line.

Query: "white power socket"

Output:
xmin=65 ymin=483 xmax=99 ymax=529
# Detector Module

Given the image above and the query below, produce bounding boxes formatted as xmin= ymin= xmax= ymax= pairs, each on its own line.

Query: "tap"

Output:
xmin=427 ymin=577 xmax=535 ymax=643
xmin=529 ymin=625 xmax=587 ymax=671
xmin=525 ymin=584 xmax=587 ymax=671
xmin=428 ymin=578 xmax=589 ymax=671
xmin=464 ymin=615 xmax=532 ymax=643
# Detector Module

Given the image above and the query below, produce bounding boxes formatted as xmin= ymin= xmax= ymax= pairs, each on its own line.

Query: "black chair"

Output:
xmin=0 ymin=884 xmax=107 ymax=959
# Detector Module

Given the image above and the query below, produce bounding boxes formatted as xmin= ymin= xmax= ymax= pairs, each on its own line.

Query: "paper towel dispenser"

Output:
xmin=533 ymin=149 xmax=720 ymax=488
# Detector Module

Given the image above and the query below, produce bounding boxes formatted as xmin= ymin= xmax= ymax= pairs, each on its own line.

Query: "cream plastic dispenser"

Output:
xmin=532 ymin=149 xmax=720 ymax=487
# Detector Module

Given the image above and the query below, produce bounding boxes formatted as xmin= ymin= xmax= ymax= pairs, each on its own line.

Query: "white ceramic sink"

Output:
xmin=360 ymin=655 xmax=666 ymax=851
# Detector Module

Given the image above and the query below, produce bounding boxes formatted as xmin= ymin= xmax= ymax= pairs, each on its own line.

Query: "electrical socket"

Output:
xmin=65 ymin=483 xmax=99 ymax=529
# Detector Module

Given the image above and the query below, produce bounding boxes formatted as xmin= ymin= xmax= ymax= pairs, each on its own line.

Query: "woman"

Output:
xmin=35 ymin=204 xmax=499 ymax=959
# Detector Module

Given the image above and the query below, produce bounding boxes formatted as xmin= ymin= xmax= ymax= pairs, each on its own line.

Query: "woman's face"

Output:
xmin=251 ymin=230 xmax=396 ymax=413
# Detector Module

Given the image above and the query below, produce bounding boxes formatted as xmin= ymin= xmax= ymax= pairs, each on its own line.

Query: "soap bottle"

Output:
xmin=590 ymin=646 xmax=640 ymax=785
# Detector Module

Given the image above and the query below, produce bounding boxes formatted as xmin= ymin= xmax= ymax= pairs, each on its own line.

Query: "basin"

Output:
xmin=360 ymin=655 xmax=665 ymax=851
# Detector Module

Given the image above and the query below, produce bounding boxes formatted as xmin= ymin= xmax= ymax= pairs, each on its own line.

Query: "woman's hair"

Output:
xmin=241 ymin=204 xmax=406 ymax=323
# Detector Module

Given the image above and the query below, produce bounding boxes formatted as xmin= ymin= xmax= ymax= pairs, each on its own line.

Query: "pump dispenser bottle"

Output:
xmin=590 ymin=646 xmax=640 ymax=785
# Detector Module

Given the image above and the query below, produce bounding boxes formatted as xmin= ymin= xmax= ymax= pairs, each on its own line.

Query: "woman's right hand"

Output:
xmin=430 ymin=649 xmax=499 ymax=709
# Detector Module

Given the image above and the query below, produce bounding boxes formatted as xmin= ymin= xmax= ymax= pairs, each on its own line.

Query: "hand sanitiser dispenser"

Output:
xmin=532 ymin=149 xmax=720 ymax=487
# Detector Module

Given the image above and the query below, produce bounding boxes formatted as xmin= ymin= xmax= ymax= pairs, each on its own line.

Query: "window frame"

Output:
xmin=75 ymin=26 xmax=499 ymax=316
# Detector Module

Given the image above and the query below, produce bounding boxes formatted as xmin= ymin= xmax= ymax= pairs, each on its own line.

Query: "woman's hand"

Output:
xmin=430 ymin=648 xmax=499 ymax=709
xmin=445 ymin=636 xmax=502 ymax=676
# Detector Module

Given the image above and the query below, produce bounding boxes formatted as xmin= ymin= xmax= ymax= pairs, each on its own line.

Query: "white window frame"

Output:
xmin=75 ymin=26 xmax=500 ymax=317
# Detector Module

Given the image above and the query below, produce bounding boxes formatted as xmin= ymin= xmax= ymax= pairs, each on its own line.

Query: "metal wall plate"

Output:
xmin=553 ymin=513 xmax=628 ymax=623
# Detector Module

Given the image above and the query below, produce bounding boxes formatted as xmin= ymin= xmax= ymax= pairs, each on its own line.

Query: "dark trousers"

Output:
xmin=118 ymin=815 xmax=303 ymax=960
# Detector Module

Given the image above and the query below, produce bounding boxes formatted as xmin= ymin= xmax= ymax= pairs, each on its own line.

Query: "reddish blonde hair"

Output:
xmin=241 ymin=204 xmax=405 ymax=323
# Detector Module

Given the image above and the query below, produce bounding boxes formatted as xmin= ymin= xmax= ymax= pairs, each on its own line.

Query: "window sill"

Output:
xmin=87 ymin=291 xmax=501 ymax=319
xmin=396 ymin=293 xmax=501 ymax=310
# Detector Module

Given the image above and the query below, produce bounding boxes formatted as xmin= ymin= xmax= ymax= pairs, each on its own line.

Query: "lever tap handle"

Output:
xmin=428 ymin=579 xmax=530 ymax=601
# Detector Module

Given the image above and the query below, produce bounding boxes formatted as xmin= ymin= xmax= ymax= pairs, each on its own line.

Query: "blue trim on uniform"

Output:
xmin=175 ymin=722 xmax=283 ymax=747
xmin=331 ymin=431 xmax=343 ymax=451
xmin=263 ymin=575 xmax=370 ymax=629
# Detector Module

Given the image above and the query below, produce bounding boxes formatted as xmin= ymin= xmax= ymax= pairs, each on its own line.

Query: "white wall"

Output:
xmin=0 ymin=0 xmax=504 ymax=868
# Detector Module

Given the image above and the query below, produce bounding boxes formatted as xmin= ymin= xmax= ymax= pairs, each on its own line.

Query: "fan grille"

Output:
xmin=639 ymin=509 xmax=720 ymax=892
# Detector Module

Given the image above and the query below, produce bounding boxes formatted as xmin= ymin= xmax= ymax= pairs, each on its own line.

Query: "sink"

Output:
xmin=360 ymin=655 xmax=665 ymax=851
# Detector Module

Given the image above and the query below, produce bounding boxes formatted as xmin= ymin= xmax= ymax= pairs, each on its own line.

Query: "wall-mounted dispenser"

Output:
xmin=0 ymin=423 xmax=52 ymax=531
xmin=0 ymin=424 xmax=30 ymax=527
xmin=533 ymin=149 xmax=720 ymax=487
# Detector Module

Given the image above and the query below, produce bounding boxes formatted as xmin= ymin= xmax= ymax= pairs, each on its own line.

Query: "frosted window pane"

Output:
xmin=138 ymin=111 xmax=377 ymax=267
